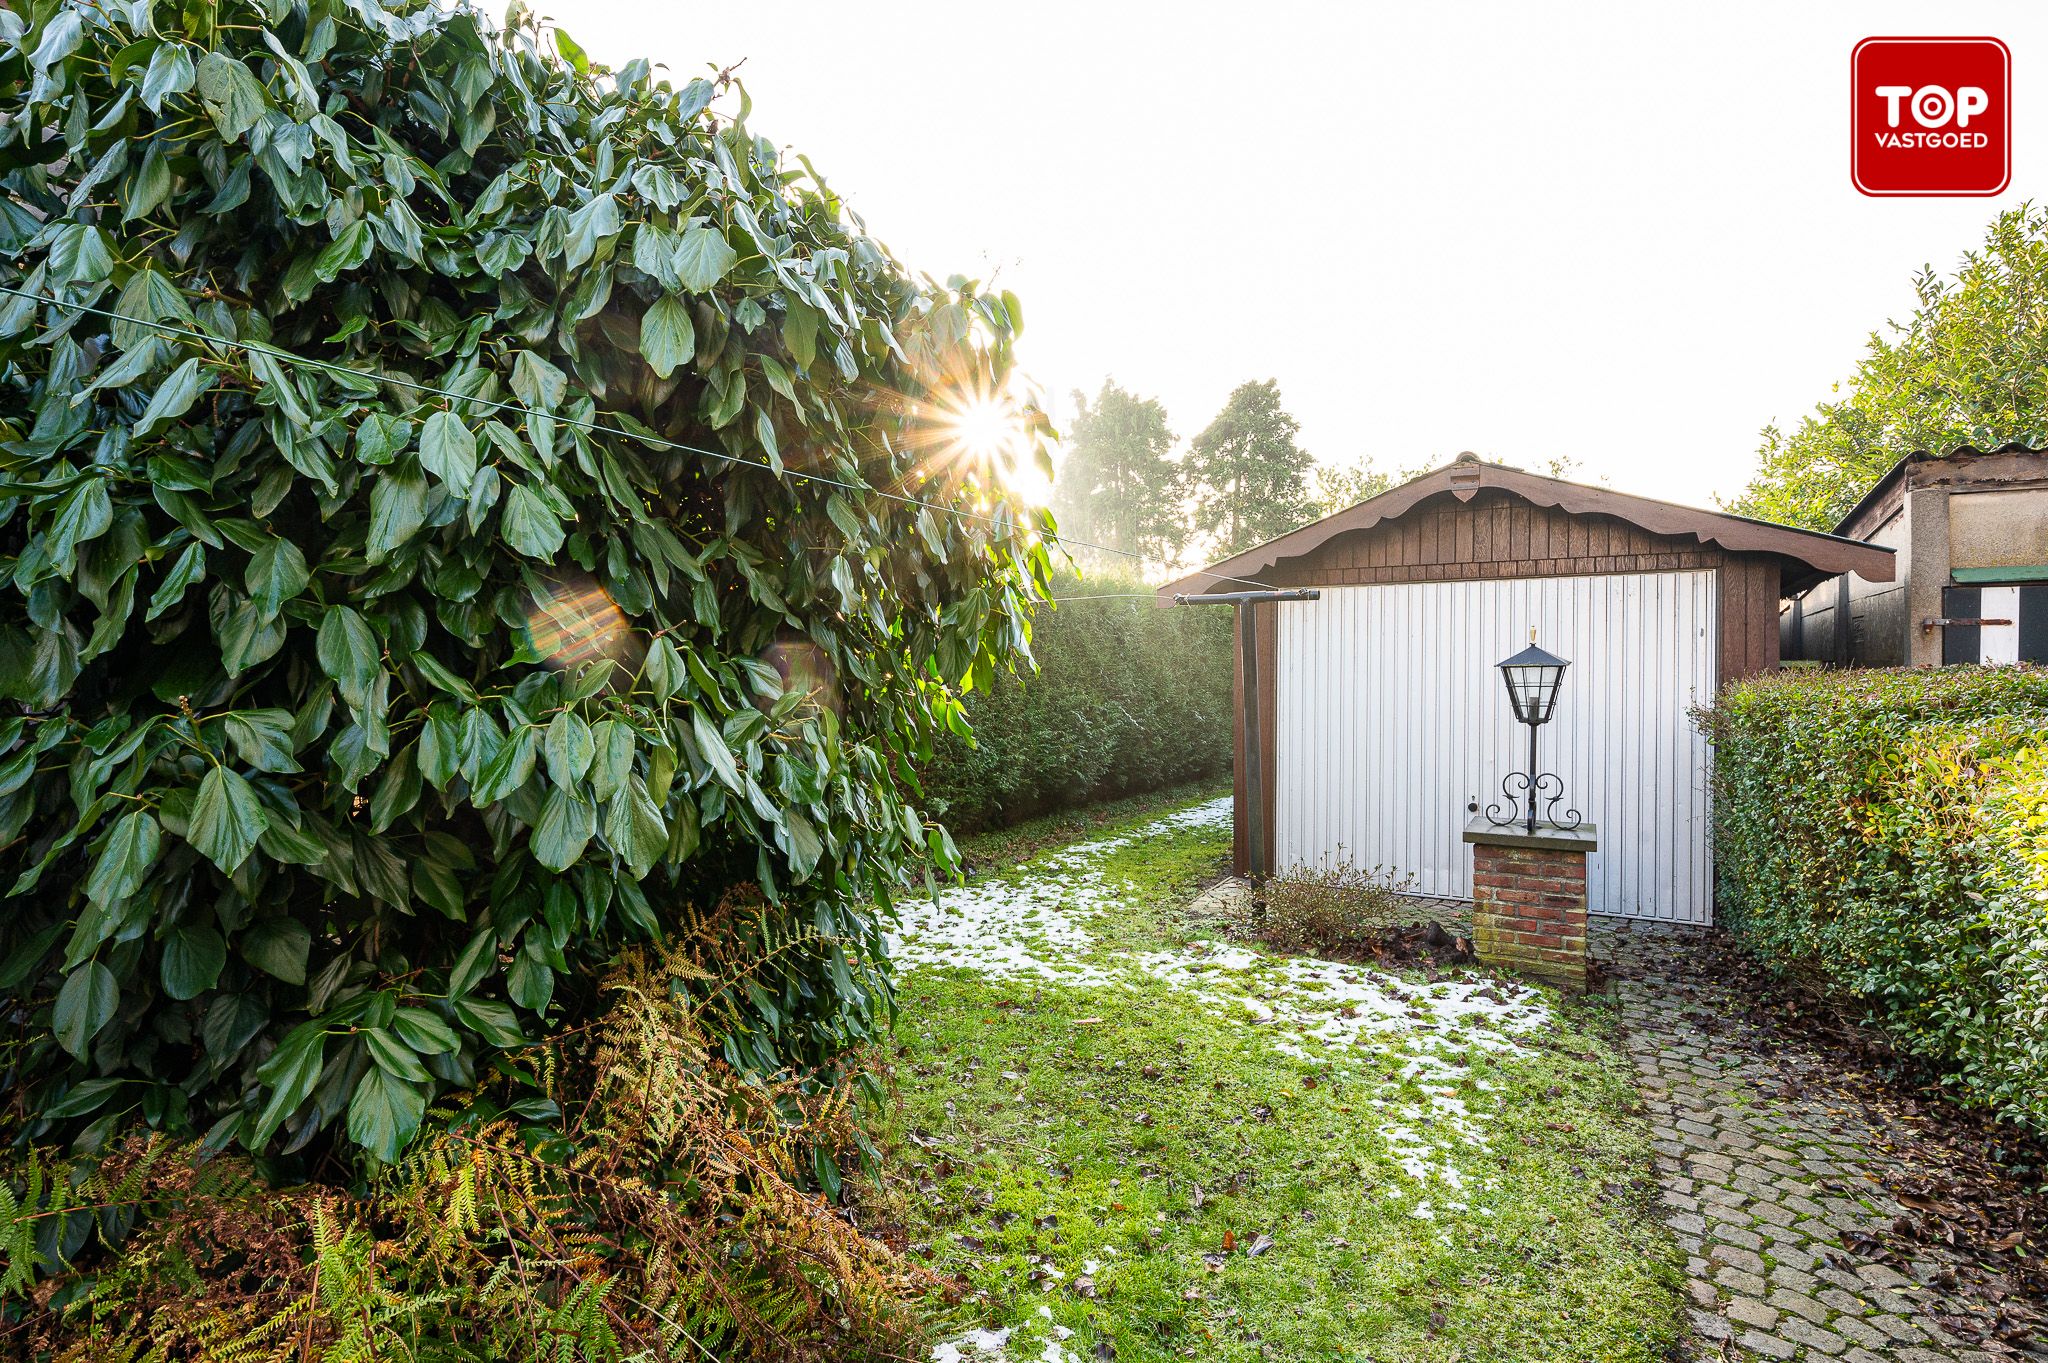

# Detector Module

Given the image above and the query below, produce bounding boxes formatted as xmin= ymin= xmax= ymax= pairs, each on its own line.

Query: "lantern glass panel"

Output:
xmin=1494 ymin=641 xmax=1569 ymax=726
xmin=1504 ymin=665 xmax=1551 ymax=722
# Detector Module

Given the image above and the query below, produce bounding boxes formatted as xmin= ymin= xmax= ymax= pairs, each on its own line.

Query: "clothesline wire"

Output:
xmin=0 ymin=281 xmax=1277 ymax=595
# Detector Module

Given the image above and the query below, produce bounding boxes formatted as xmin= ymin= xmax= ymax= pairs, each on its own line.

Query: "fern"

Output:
xmin=9 ymin=942 xmax=929 ymax=1363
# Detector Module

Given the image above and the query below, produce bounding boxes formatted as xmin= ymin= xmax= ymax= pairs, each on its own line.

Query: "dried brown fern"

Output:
xmin=5 ymin=936 xmax=932 ymax=1363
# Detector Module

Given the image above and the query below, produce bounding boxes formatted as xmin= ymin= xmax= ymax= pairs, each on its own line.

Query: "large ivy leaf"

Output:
xmin=194 ymin=50 xmax=269 ymax=139
xmin=161 ymin=924 xmax=227 ymax=1000
xmin=673 ymin=224 xmax=737 ymax=292
xmin=499 ymin=484 xmax=564 ymax=558
xmin=223 ymin=709 xmax=300 ymax=772
xmin=84 ymin=811 xmax=159 ymax=909
xmin=244 ymin=539 xmax=309 ymax=617
xmin=249 ymin=1024 xmax=324 ymax=1148
xmin=145 ymin=542 xmax=206 ymax=621
xmin=419 ymin=411 xmax=477 ymax=496
xmin=604 ymin=779 xmax=668 ymax=877
xmin=531 ymin=787 xmax=594 ymax=871
xmin=366 ymin=466 xmax=428 ymax=562
xmin=639 ymin=295 xmax=694 ymax=380
xmin=46 ymin=478 xmax=112 ymax=573
xmin=187 ymin=766 xmax=269 ymax=873
xmin=561 ymin=192 xmax=621 ymax=271
xmin=240 ymin=916 xmax=311 ymax=985
xmin=52 ymin=962 xmax=117 ymax=1059
xmin=316 ymin=606 xmax=381 ymax=708
xmin=543 ymin=711 xmax=593 ymax=788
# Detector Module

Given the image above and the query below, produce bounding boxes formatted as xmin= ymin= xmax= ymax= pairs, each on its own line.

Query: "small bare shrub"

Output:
xmin=1257 ymin=861 xmax=1419 ymax=954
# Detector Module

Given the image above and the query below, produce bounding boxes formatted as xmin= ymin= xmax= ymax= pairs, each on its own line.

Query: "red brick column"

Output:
xmin=1462 ymin=819 xmax=1598 ymax=990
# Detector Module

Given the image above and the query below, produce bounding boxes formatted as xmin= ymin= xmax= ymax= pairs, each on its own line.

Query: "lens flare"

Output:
xmin=525 ymin=573 xmax=635 ymax=671
xmin=912 ymin=378 xmax=1050 ymax=506
xmin=1004 ymin=450 xmax=1054 ymax=507
xmin=758 ymin=638 xmax=842 ymax=720
xmin=946 ymin=392 xmax=1019 ymax=462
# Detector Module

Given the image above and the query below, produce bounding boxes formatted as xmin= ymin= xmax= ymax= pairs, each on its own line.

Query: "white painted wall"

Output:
xmin=1272 ymin=571 xmax=1719 ymax=924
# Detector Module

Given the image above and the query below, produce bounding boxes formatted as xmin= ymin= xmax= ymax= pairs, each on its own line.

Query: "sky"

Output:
xmin=525 ymin=1 xmax=2048 ymax=512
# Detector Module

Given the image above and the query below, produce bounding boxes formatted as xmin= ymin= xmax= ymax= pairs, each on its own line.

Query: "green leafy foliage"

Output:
xmin=0 ymin=0 xmax=1050 ymax=1170
xmin=919 ymin=570 xmax=1232 ymax=834
xmin=1051 ymin=380 xmax=1184 ymax=565
xmin=1310 ymin=458 xmax=1396 ymax=517
xmin=1183 ymin=378 xmax=1316 ymax=557
xmin=1700 ymin=666 xmax=2048 ymax=1133
xmin=1728 ymin=205 xmax=2048 ymax=530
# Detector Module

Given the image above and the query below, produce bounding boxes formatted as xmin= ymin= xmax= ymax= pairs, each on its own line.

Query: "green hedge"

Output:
xmin=920 ymin=572 xmax=1233 ymax=833
xmin=1701 ymin=666 xmax=2048 ymax=1132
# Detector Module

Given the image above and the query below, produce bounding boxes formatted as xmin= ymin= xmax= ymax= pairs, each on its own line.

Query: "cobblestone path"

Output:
xmin=1602 ymin=920 xmax=2044 ymax=1363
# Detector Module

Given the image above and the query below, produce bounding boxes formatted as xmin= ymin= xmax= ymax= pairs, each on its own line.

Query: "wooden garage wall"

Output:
xmin=1229 ymin=488 xmax=1785 ymax=875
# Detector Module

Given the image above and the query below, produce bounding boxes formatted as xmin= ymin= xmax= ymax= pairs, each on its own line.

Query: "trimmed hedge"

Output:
xmin=1701 ymin=666 xmax=2048 ymax=1133
xmin=920 ymin=572 xmax=1233 ymax=833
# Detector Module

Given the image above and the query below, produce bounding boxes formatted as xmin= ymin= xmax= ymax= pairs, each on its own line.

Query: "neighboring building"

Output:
xmin=1782 ymin=445 xmax=2048 ymax=667
xmin=1160 ymin=455 xmax=1893 ymax=926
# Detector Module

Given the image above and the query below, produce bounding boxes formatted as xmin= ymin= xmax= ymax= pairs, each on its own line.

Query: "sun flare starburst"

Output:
xmin=915 ymin=378 xmax=1051 ymax=507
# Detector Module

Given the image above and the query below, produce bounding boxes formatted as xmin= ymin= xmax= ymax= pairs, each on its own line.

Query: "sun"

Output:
xmin=920 ymin=378 xmax=1052 ymax=507
xmin=946 ymin=392 xmax=1020 ymax=463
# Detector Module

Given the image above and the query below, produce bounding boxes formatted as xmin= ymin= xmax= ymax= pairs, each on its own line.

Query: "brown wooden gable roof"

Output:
xmin=1158 ymin=456 xmax=1897 ymax=600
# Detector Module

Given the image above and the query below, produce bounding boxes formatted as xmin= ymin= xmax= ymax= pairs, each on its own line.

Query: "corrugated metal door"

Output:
xmin=1273 ymin=571 xmax=1718 ymax=923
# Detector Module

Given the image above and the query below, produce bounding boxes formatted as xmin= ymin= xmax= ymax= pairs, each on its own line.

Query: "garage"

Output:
xmin=1160 ymin=456 xmax=1895 ymax=924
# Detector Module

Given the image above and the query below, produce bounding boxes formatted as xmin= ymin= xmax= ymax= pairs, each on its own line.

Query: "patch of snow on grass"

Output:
xmin=932 ymin=1325 xmax=1014 ymax=1362
xmin=895 ymin=795 xmax=1549 ymax=1192
xmin=932 ymin=1318 xmax=1083 ymax=1363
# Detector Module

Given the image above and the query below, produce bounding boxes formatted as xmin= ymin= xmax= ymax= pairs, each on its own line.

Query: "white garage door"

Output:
xmin=1273 ymin=571 xmax=1718 ymax=923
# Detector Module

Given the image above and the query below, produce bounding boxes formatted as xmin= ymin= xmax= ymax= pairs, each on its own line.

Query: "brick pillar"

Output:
xmin=1461 ymin=819 xmax=1599 ymax=990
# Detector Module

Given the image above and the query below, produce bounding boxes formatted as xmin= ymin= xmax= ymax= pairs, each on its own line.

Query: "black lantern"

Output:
xmin=1497 ymin=640 xmax=1569 ymax=726
xmin=1485 ymin=631 xmax=1583 ymax=834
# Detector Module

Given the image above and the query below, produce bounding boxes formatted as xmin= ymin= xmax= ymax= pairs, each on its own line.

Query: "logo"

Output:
xmin=1853 ymin=37 xmax=2011 ymax=196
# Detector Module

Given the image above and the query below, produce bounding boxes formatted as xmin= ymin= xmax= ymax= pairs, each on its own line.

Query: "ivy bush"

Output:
xmin=1701 ymin=666 xmax=2048 ymax=1133
xmin=0 ymin=0 xmax=1049 ymax=1169
xmin=918 ymin=569 xmax=1232 ymax=834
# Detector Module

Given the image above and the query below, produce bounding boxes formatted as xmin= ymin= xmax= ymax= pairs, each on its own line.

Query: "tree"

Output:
xmin=1184 ymin=380 xmax=1317 ymax=555
xmin=1729 ymin=205 xmax=2048 ymax=529
xmin=1311 ymin=459 xmax=1394 ymax=516
xmin=1052 ymin=380 xmax=1183 ymax=563
xmin=0 ymin=0 xmax=1049 ymax=1168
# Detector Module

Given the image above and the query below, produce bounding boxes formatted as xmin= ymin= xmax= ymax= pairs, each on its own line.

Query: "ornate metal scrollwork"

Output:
xmin=1484 ymin=770 xmax=1584 ymax=833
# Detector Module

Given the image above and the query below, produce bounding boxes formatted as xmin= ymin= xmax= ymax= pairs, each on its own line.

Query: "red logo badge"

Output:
xmin=1852 ymin=37 xmax=2011 ymax=197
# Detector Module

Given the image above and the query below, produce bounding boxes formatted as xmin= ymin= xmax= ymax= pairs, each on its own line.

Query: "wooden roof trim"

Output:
xmin=1158 ymin=457 xmax=1897 ymax=599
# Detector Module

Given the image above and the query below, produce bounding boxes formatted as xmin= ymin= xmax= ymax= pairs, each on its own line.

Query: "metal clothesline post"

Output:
xmin=1172 ymin=589 xmax=1321 ymax=913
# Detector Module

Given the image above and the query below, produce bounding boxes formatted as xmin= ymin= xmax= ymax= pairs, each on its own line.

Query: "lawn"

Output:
xmin=871 ymin=787 xmax=1687 ymax=1363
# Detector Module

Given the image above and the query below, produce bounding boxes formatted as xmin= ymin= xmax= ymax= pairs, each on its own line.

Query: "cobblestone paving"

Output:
xmin=1189 ymin=885 xmax=2043 ymax=1358
xmin=1600 ymin=919 xmax=2045 ymax=1363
